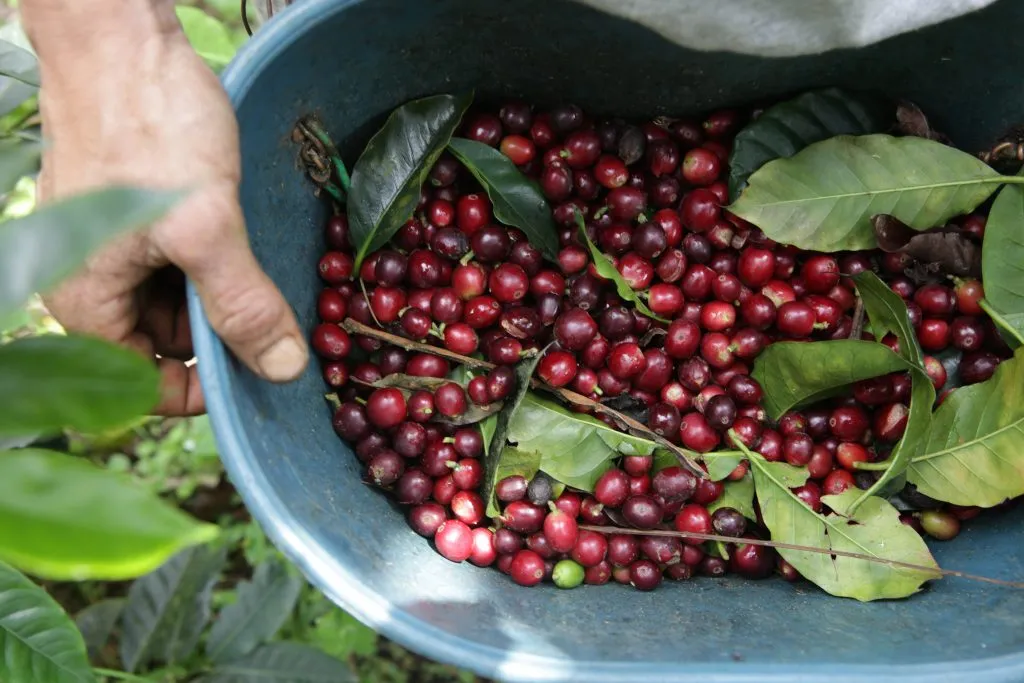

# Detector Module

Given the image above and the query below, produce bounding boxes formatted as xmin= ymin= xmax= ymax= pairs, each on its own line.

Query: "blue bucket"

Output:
xmin=187 ymin=1 xmax=1024 ymax=680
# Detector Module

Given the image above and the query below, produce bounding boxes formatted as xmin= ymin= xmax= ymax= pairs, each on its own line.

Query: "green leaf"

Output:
xmin=981 ymin=166 xmax=1024 ymax=345
xmin=479 ymin=414 xmax=497 ymax=455
xmin=850 ymin=272 xmax=935 ymax=509
xmin=0 ymin=186 xmax=184 ymax=320
xmin=0 ymin=560 xmax=94 ymax=683
xmin=0 ymin=137 xmax=42 ymax=195
xmin=701 ymin=452 xmax=745 ymax=481
xmin=175 ymin=7 xmax=238 ymax=68
xmin=446 ymin=137 xmax=559 ymax=262
xmin=119 ymin=545 xmax=227 ymax=673
xmin=348 ymin=92 xmax=473 ymax=271
xmin=0 ymin=449 xmax=218 ymax=581
xmin=195 ymin=642 xmax=356 ymax=683
xmin=751 ymin=340 xmax=908 ymax=421
xmin=708 ymin=472 xmax=755 ymax=521
xmin=509 ymin=393 xmax=658 ymax=492
xmin=728 ymin=87 xmax=891 ymax=200
xmin=206 ymin=559 xmax=303 ymax=663
xmin=654 ymin=449 xmax=742 ymax=480
xmin=74 ymin=599 xmax=124 ymax=662
xmin=576 ymin=214 xmax=668 ymax=323
xmin=305 ymin=608 xmax=378 ymax=661
xmin=482 ymin=352 xmax=544 ymax=515
xmin=728 ymin=134 xmax=1010 ymax=251
xmin=748 ymin=455 xmax=940 ymax=601
xmin=908 ymin=348 xmax=1024 ymax=507
xmin=0 ymin=334 xmax=161 ymax=437
xmin=0 ymin=36 xmax=38 ymax=87
xmin=853 ymin=272 xmax=925 ymax=366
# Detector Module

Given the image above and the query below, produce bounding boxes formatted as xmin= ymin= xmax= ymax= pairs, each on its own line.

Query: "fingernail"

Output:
xmin=257 ymin=337 xmax=308 ymax=381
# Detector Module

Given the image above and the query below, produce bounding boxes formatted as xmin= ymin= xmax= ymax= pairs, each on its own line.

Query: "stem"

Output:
xmin=339 ymin=317 xmax=706 ymax=476
xmin=302 ymin=118 xmax=352 ymax=193
xmin=979 ymin=298 xmax=1024 ymax=347
xmin=320 ymin=181 xmax=346 ymax=205
xmin=341 ymin=318 xmax=491 ymax=370
xmin=1000 ymin=175 xmax=1024 ymax=184
xmin=849 ymin=296 xmax=866 ymax=340
xmin=576 ymin=525 xmax=1024 ymax=588
xmin=358 ymin=279 xmax=384 ymax=329
xmin=93 ymin=669 xmax=153 ymax=683
xmin=853 ymin=460 xmax=892 ymax=471
xmin=324 ymin=393 xmax=342 ymax=411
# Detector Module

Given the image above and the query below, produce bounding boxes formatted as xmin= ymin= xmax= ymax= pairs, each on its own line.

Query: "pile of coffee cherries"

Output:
xmin=312 ymin=99 xmax=1009 ymax=591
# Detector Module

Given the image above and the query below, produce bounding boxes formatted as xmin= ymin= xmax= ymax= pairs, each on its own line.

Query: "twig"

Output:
xmin=341 ymin=318 xmax=492 ymax=370
xmin=339 ymin=317 xmax=706 ymax=476
xmin=849 ymin=296 xmax=866 ymax=340
xmin=296 ymin=117 xmax=352 ymax=193
xmin=577 ymin=525 xmax=1024 ymax=589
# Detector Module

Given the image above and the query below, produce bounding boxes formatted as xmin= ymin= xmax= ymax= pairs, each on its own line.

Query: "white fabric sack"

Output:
xmin=255 ymin=0 xmax=1000 ymax=57
xmin=577 ymin=0 xmax=999 ymax=56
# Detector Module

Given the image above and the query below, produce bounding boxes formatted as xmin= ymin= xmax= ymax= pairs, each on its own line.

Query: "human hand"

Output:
xmin=27 ymin=11 xmax=309 ymax=416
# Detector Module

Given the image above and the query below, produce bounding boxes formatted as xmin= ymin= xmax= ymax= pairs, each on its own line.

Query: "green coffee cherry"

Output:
xmin=919 ymin=509 xmax=960 ymax=541
xmin=552 ymin=559 xmax=585 ymax=589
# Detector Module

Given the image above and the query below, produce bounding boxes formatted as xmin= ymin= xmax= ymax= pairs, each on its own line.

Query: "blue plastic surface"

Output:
xmin=187 ymin=1 xmax=1024 ymax=680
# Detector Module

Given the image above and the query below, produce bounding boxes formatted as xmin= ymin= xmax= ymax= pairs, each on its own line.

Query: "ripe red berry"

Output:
xmin=489 ymin=263 xmax=530 ymax=303
xmin=500 ymin=134 xmax=536 ymax=165
xmin=366 ymin=388 xmax=406 ymax=429
xmin=918 ymin=319 xmax=951 ymax=351
xmin=801 ymin=255 xmax=840 ymax=293
xmin=823 ymin=469 xmax=856 ymax=495
xmin=681 ymin=148 xmax=721 ymax=186
xmin=311 ymin=323 xmax=351 ymax=360
xmin=594 ymin=154 xmax=629 ymax=189
xmin=608 ymin=342 xmax=647 ymax=379
xmin=836 ymin=442 xmax=870 ymax=470
xmin=923 ymin=355 xmax=948 ymax=390
xmin=955 ymin=278 xmax=984 ymax=315
xmin=700 ymin=301 xmax=737 ymax=332
xmin=443 ymin=323 xmax=479 ymax=355
xmin=680 ymin=189 xmax=720 ymax=232
xmin=665 ymin=319 xmax=701 ymax=359
xmin=319 ymin=251 xmax=354 ymax=284
xmin=538 ymin=350 xmax=578 ymax=387
xmin=776 ymin=301 xmax=816 ymax=337
xmin=509 ymin=549 xmax=546 ymax=586
xmin=543 ymin=510 xmax=579 ymax=553
xmin=456 ymin=194 xmax=492 ymax=235
xmin=434 ymin=382 xmax=467 ymax=417
xmin=674 ymin=503 xmax=712 ymax=544
xmin=737 ymin=247 xmax=775 ymax=288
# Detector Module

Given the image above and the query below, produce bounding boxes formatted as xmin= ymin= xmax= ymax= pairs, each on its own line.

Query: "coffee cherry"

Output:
xmin=737 ymin=247 xmax=775 ymax=288
xmin=434 ymin=382 xmax=467 ymax=418
xmin=608 ymin=342 xmax=647 ymax=379
xmin=509 ymin=550 xmax=546 ymax=586
xmin=961 ymin=351 xmax=1000 ymax=384
xmin=836 ymin=442 xmax=870 ymax=470
xmin=801 ymin=255 xmax=840 ymax=293
xmin=919 ymin=509 xmax=960 ymax=540
xmin=680 ymin=189 xmax=720 ymax=231
xmin=622 ymin=495 xmax=664 ymax=529
xmin=777 ymin=301 xmax=816 ymax=337
xmin=829 ymin=405 xmax=869 ymax=441
xmin=538 ymin=350 xmax=578 ymax=387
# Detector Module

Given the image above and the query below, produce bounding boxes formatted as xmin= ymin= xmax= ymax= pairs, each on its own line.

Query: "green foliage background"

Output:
xmin=0 ymin=2 xmax=482 ymax=681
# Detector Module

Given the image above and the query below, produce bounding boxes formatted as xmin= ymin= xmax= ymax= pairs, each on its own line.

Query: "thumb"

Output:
xmin=161 ymin=184 xmax=309 ymax=382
